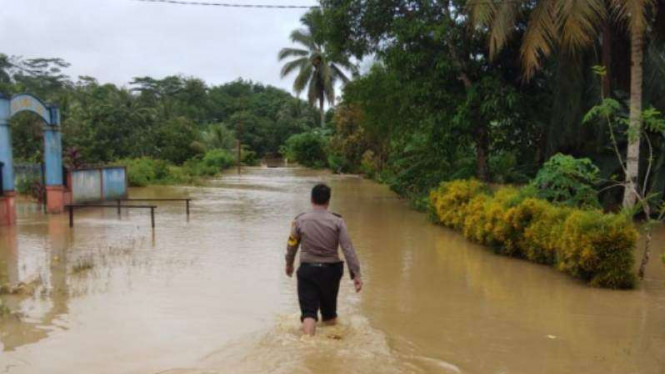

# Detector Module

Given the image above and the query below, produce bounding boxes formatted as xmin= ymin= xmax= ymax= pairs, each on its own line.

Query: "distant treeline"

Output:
xmin=0 ymin=54 xmax=320 ymax=166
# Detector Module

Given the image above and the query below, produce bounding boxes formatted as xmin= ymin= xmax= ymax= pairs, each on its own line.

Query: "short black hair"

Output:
xmin=311 ymin=183 xmax=331 ymax=205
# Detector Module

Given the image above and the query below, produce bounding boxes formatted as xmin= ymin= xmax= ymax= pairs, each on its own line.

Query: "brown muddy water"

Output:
xmin=1 ymin=167 xmax=664 ymax=374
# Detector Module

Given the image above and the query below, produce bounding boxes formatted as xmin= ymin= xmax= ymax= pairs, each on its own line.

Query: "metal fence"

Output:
xmin=14 ymin=163 xmax=44 ymax=191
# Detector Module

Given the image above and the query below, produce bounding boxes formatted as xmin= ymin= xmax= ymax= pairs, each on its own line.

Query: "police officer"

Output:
xmin=285 ymin=183 xmax=363 ymax=336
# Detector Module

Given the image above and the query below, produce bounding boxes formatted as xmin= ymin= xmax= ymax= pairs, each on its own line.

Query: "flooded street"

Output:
xmin=1 ymin=167 xmax=664 ymax=374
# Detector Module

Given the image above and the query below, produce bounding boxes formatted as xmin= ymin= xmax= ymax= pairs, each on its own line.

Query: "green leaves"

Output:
xmin=530 ymin=153 xmax=602 ymax=208
xmin=585 ymin=95 xmax=665 ymax=144
xmin=282 ymin=130 xmax=329 ymax=168
xmin=278 ymin=8 xmax=357 ymax=123
xmin=582 ymin=98 xmax=622 ymax=124
xmin=643 ymin=107 xmax=665 ymax=133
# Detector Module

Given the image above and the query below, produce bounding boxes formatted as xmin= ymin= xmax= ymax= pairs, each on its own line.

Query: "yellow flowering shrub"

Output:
xmin=462 ymin=187 xmax=520 ymax=248
xmin=559 ymin=210 xmax=637 ymax=288
xmin=430 ymin=179 xmax=486 ymax=229
xmin=429 ymin=179 xmax=638 ymax=289
xmin=521 ymin=205 xmax=570 ymax=264
xmin=497 ymin=198 xmax=548 ymax=256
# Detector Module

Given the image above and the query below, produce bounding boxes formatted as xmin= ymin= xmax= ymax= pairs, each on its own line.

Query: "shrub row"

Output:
xmin=429 ymin=180 xmax=638 ymax=289
xmin=120 ymin=149 xmax=236 ymax=187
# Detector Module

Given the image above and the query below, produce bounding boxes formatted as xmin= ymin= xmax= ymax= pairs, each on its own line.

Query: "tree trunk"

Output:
xmin=319 ymin=96 xmax=325 ymax=127
xmin=602 ymin=19 xmax=612 ymax=98
xmin=475 ymin=124 xmax=490 ymax=182
xmin=623 ymin=30 xmax=644 ymax=209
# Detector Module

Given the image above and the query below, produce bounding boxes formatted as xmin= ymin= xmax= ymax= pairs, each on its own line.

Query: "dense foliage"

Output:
xmin=529 ymin=153 xmax=601 ymax=208
xmin=1 ymin=54 xmax=319 ymax=171
xmin=282 ymin=130 xmax=329 ymax=168
xmin=120 ymin=149 xmax=236 ymax=187
xmin=311 ymin=1 xmax=665 ymax=209
xmin=430 ymin=179 xmax=638 ymax=289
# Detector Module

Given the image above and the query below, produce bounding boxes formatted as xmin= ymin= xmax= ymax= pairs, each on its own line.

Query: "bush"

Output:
xmin=430 ymin=179 xmax=487 ymax=229
xmin=530 ymin=153 xmax=601 ymax=208
xmin=203 ymin=149 xmax=235 ymax=170
xmin=182 ymin=158 xmax=217 ymax=177
xmin=120 ymin=152 xmax=235 ymax=187
xmin=327 ymin=152 xmax=347 ymax=173
xmin=429 ymin=179 xmax=638 ymax=289
xmin=360 ymin=150 xmax=381 ymax=178
xmin=517 ymin=200 xmax=570 ymax=264
xmin=241 ymin=147 xmax=259 ymax=166
xmin=559 ymin=210 xmax=637 ymax=288
xmin=15 ymin=176 xmax=41 ymax=197
xmin=282 ymin=131 xmax=329 ymax=168
xmin=120 ymin=157 xmax=169 ymax=187
xmin=489 ymin=151 xmax=530 ymax=184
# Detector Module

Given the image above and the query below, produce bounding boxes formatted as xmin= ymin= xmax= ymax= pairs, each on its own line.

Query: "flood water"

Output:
xmin=1 ymin=167 xmax=664 ymax=374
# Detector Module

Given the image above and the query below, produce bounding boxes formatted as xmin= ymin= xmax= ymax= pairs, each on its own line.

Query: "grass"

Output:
xmin=0 ymin=300 xmax=11 ymax=318
xmin=71 ymin=257 xmax=95 ymax=274
xmin=0 ymin=279 xmax=41 ymax=296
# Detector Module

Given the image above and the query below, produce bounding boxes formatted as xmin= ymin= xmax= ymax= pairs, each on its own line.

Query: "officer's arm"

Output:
xmin=285 ymin=220 xmax=301 ymax=268
xmin=339 ymin=219 xmax=362 ymax=280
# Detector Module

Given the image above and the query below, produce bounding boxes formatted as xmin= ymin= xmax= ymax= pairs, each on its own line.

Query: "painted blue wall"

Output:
xmin=70 ymin=167 xmax=127 ymax=203
xmin=102 ymin=167 xmax=127 ymax=200
xmin=0 ymin=97 xmax=14 ymax=191
xmin=71 ymin=169 xmax=102 ymax=203
xmin=43 ymin=129 xmax=63 ymax=186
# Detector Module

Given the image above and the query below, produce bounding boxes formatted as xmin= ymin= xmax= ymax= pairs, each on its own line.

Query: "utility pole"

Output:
xmin=236 ymin=120 xmax=242 ymax=175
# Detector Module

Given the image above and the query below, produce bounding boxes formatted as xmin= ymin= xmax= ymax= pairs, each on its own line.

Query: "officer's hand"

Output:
xmin=354 ymin=278 xmax=363 ymax=293
xmin=286 ymin=263 xmax=294 ymax=277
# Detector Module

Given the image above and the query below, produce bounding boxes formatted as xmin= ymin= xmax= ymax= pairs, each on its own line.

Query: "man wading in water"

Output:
xmin=285 ymin=183 xmax=363 ymax=336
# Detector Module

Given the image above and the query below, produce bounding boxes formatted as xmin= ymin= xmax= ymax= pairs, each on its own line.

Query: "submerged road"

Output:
xmin=1 ymin=167 xmax=664 ymax=373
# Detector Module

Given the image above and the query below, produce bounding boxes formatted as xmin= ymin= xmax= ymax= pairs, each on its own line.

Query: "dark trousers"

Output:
xmin=297 ymin=262 xmax=344 ymax=322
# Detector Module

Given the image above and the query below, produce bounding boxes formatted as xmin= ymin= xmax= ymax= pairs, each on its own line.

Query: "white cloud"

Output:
xmin=0 ymin=0 xmax=316 ymax=92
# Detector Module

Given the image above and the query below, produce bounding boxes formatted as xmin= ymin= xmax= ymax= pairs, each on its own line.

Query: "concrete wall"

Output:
xmin=71 ymin=169 xmax=102 ymax=203
xmin=70 ymin=167 xmax=127 ymax=204
xmin=102 ymin=167 xmax=127 ymax=200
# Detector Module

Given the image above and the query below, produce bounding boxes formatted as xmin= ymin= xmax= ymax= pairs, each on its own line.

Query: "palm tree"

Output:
xmin=468 ymin=0 xmax=657 ymax=209
xmin=279 ymin=10 xmax=356 ymax=127
xmin=614 ymin=0 xmax=655 ymax=208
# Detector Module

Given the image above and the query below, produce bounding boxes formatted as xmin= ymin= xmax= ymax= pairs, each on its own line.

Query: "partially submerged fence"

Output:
xmin=66 ymin=198 xmax=192 ymax=229
xmin=116 ymin=198 xmax=191 ymax=216
xmin=67 ymin=203 xmax=157 ymax=228
xmin=69 ymin=166 xmax=128 ymax=204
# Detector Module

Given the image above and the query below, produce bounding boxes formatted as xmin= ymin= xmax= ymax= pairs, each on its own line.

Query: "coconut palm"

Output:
xmin=468 ymin=0 xmax=657 ymax=208
xmin=279 ymin=10 xmax=356 ymax=126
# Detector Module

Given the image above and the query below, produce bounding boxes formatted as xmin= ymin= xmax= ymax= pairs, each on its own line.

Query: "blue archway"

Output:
xmin=0 ymin=93 xmax=64 ymax=224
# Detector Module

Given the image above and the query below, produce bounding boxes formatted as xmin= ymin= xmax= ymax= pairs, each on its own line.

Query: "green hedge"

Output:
xmin=430 ymin=179 xmax=638 ymax=289
xmin=119 ymin=149 xmax=235 ymax=187
xmin=282 ymin=131 xmax=328 ymax=168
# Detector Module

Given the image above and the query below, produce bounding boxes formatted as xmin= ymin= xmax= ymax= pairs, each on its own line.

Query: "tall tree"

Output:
xmin=278 ymin=9 xmax=356 ymax=126
xmin=614 ymin=0 xmax=656 ymax=208
xmin=468 ymin=0 xmax=658 ymax=208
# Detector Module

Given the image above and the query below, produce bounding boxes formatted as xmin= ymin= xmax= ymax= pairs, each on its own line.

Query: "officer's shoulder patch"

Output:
xmin=331 ymin=212 xmax=343 ymax=218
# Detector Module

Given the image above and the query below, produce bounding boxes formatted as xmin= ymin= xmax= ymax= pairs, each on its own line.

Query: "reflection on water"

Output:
xmin=0 ymin=167 xmax=664 ymax=374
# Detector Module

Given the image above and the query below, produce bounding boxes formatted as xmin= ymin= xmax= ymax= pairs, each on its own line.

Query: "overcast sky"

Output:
xmin=0 ymin=0 xmax=318 ymax=93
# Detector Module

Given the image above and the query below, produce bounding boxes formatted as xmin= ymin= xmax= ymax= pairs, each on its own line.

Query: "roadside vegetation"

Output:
xmin=430 ymin=179 xmax=637 ymax=288
xmin=278 ymin=2 xmax=665 ymax=283
xmin=0 ymin=55 xmax=321 ymax=187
